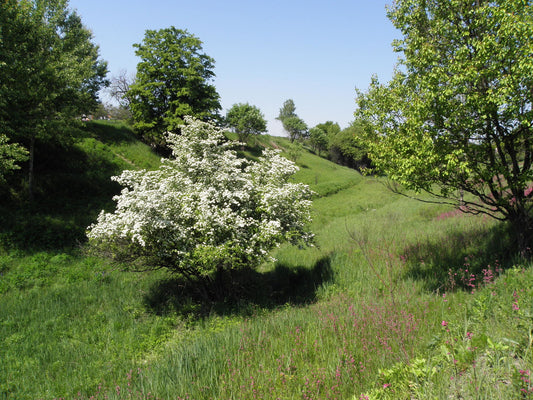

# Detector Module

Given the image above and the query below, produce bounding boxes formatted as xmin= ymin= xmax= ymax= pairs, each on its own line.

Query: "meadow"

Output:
xmin=1 ymin=121 xmax=532 ymax=399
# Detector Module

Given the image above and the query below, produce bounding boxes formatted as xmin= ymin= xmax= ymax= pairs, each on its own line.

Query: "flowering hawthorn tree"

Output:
xmin=87 ymin=117 xmax=313 ymax=283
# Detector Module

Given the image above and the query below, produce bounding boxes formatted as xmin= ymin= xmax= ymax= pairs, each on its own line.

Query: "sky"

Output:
xmin=67 ymin=0 xmax=400 ymax=136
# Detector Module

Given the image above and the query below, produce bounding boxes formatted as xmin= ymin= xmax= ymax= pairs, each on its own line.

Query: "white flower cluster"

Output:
xmin=87 ymin=117 xmax=313 ymax=276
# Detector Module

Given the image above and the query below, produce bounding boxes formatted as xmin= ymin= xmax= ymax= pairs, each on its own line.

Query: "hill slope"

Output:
xmin=0 ymin=122 xmax=531 ymax=399
xmin=0 ymin=121 xmax=160 ymax=251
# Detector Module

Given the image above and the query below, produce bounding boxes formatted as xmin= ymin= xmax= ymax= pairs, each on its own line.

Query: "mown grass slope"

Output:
xmin=1 ymin=122 xmax=531 ymax=399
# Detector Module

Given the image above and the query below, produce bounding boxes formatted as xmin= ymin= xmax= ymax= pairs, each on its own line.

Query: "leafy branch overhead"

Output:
xmin=0 ymin=135 xmax=28 ymax=183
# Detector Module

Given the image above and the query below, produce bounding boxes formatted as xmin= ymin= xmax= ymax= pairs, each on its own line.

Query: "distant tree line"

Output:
xmin=101 ymin=25 xmax=371 ymax=172
xmin=275 ymin=99 xmax=371 ymax=172
xmin=310 ymin=120 xmax=371 ymax=172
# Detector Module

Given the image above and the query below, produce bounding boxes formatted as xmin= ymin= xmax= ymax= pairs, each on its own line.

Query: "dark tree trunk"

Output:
xmin=28 ymin=135 xmax=35 ymax=201
xmin=509 ymin=208 xmax=533 ymax=258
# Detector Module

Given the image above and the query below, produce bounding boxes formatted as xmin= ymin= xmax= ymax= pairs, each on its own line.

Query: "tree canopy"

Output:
xmin=0 ymin=0 xmax=108 ymax=197
xmin=309 ymin=126 xmax=328 ymax=156
xmin=328 ymin=123 xmax=371 ymax=171
xmin=87 ymin=117 xmax=314 ymax=293
xmin=127 ymin=27 xmax=221 ymax=147
xmin=356 ymin=0 xmax=533 ymax=253
xmin=225 ymin=103 xmax=267 ymax=143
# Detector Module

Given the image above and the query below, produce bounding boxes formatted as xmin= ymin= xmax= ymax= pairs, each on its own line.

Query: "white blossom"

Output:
xmin=87 ymin=117 xmax=314 ymax=277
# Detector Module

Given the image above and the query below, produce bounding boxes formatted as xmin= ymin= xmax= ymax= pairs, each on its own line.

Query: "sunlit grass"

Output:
xmin=0 ymin=254 xmax=178 ymax=398
xmin=81 ymin=120 xmax=161 ymax=171
xmin=1 ymin=129 xmax=531 ymax=399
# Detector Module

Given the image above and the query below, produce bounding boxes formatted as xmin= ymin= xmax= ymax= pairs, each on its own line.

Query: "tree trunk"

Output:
xmin=28 ymin=135 xmax=35 ymax=202
xmin=179 ymin=266 xmax=211 ymax=303
xmin=509 ymin=209 xmax=533 ymax=258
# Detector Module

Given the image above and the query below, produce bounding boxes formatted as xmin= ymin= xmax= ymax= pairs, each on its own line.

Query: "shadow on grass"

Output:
xmin=401 ymin=220 xmax=518 ymax=292
xmin=0 ymin=138 xmax=123 ymax=252
xmin=143 ymin=255 xmax=334 ymax=318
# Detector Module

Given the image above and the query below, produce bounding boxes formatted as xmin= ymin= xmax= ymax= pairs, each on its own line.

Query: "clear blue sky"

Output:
xmin=68 ymin=0 xmax=400 ymax=136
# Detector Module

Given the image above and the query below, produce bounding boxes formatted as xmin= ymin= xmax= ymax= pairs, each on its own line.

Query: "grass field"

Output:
xmin=1 ymin=122 xmax=531 ymax=399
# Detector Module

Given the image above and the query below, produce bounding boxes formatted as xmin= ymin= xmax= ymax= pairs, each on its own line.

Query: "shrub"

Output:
xmin=87 ymin=117 xmax=313 ymax=287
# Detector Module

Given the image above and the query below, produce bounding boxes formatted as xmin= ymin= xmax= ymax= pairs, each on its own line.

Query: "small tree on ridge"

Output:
xmin=225 ymin=103 xmax=267 ymax=143
xmin=277 ymin=99 xmax=308 ymax=142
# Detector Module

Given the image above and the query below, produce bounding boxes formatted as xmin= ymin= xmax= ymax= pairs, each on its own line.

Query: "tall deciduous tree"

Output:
xmin=225 ymin=103 xmax=267 ymax=143
xmin=127 ymin=27 xmax=221 ymax=147
xmin=0 ymin=0 xmax=108 ymax=198
xmin=356 ymin=0 xmax=533 ymax=253
xmin=276 ymin=99 xmax=307 ymax=142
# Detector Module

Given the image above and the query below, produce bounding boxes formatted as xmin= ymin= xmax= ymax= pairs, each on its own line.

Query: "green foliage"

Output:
xmin=277 ymin=99 xmax=308 ymax=142
xmin=309 ymin=126 xmax=328 ymax=156
xmin=3 ymin=121 xmax=533 ymax=399
xmin=283 ymin=116 xmax=308 ymax=142
xmin=0 ymin=135 xmax=28 ymax=182
xmin=225 ymin=102 xmax=267 ymax=143
xmin=82 ymin=120 xmax=161 ymax=171
xmin=357 ymin=358 xmax=435 ymax=400
xmin=0 ymin=0 xmax=108 ymax=197
xmin=240 ymin=133 xmax=364 ymax=197
xmin=127 ymin=27 xmax=221 ymax=147
xmin=0 ymin=121 xmax=159 ymax=252
xmin=328 ymin=122 xmax=371 ymax=171
xmin=309 ymin=121 xmax=371 ymax=172
xmin=359 ymin=267 xmax=533 ymax=399
xmin=0 ymin=253 xmax=178 ymax=399
xmin=316 ymin=121 xmax=341 ymax=137
xmin=284 ymin=141 xmax=304 ymax=162
xmin=356 ymin=0 xmax=533 ymax=252
xmin=277 ymin=98 xmax=296 ymax=121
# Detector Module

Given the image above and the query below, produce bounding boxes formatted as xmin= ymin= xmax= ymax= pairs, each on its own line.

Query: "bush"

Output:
xmin=87 ymin=117 xmax=314 ymax=288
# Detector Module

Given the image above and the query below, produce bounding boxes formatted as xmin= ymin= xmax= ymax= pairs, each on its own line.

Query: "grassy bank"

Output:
xmin=0 ymin=122 xmax=531 ymax=399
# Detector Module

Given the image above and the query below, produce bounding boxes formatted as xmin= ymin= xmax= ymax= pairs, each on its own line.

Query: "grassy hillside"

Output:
xmin=0 ymin=121 xmax=161 ymax=252
xmin=1 ymin=123 xmax=531 ymax=399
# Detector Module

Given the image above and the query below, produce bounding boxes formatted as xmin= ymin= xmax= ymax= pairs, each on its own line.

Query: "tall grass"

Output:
xmin=81 ymin=120 xmax=161 ymax=171
xmin=1 ymin=130 xmax=531 ymax=399
xmin=0 ymin=254 xmax=180 ymax=399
